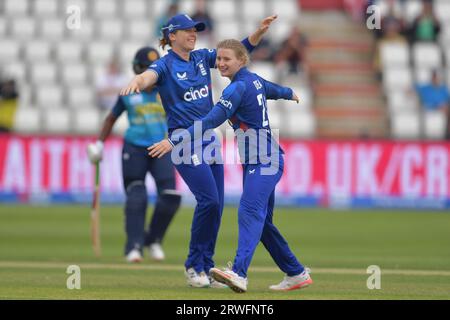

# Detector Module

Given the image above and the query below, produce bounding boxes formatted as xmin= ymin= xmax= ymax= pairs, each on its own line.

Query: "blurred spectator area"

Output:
xmin=0 ymin=0 xmax=315 ymax=138
xmin=375 ymin=0 xmax=450 ymax=140
xmin=4 ymin=0 xmax=449 ymax=140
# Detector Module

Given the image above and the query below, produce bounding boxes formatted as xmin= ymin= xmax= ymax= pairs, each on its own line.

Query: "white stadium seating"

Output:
xmin=35 ymin=85 xmax=63 ymax=108
xmin=55 ymin=41 xmax=84 ymax=62
xmin=423 ymin=111 xmax=448 ymax=140
xmin=61 ymin=64 xmax=88 ymax=86
xmin=5 ymin=0 xmax=29 ymax=16
xmin=73 ymin=108 xmax=101 ymax=134
xmin=14 ymin=107 xmax=41 ymax=133
xmin=178 ymin=0 xmax=195 ymax=15
xmin=0 ymin=40 xmax=21 ymax=62
xmin=33 ymin=0 xmax=58 ymax=17
xmin=86 ymin=42 xmax=115 ymax=64
xmin=391 ymin=111 xmax=421 ymax=139
xmin=0 ymin=19 xmax=6 ymax=37
xmin=123 ymin=0 xmax=148 ymax=18
xmin=68 ymin=18 xmax=94 ymax=41
xmin=24 ymin=40 xmax=52 ymax=62
xmin=42 ymin=108 xmax=71 ymax=133
xmin=126 ymin=19 xmax=154 ymax=42
xmin=214 ymin=21 xmax=242 ymax=41
xmin=2 ymin=62 xmax=27 ymax=84
xmin=380 ymin=42 xmax=410 ymax=67
xmin=98 ymin=19 xmax=124 ymax=41
xmin=285 ymin=109 xmax=316 ymax=138
xmin=40 ymin=18 xmax=66 ymax=40
xmin=209 ymin=0 xmax=237 ymax=21
xmin=386 ymin=91 xmax=419 ymax=114
xmin=413 ymin=43 xmax=442 ymax=69
xmin=93 ymin=0 xmax=118 ymax=18
xmin=250 ymin=62 xmax=277 ymax=83
xmin=269 ymin=0 xmax=300 ymax=21
xmin=434 ymin=0 xmax=450 ymax=23
xmin=67 ymin=85 xmax=95 ymax=107
xmin=11 ymin=17 xmax=35 ymax=39
xmin=242 ymin=0 xmax=267 ymax=21
xmin=383 ymin=67 xmax=413 ymax=91
xmin=30 ymin=63 xmax=57 ymax=85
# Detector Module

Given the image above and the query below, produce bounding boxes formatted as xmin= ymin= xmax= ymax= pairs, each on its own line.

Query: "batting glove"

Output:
xmin=87 ymin=140 xmax=104 ymax=164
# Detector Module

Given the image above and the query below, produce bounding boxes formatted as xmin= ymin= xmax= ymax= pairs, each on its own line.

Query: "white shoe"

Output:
xmin=126 ymin=249 xmax=143 ymax=263
xmin=185 ymin=268 xmax=210 ymax=288
xmin=210 ymin=263 xmax=248 ymax=293
xmin=208 ymin=276 xmax=228 ymax=289
xmin=269 ymin=268 xmax=313 ymax=291
xmin=148 ymin=243 xmax=165 ymax=261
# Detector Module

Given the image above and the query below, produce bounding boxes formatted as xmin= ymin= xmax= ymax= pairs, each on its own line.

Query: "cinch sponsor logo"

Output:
xmin=219 ymin=96 xmax=232 ymax=109
xmin=183 ymin=85 xmax=209 ymax=102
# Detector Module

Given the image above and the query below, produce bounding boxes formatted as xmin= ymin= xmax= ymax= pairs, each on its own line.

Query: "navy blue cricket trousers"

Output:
xmin=175 ymin=160 xmax=224 ymax=274
xmin=232 ymin=156 xmax=304 ymax=278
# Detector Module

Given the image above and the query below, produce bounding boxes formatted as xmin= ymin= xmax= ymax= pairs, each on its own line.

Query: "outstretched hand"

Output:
xmin=120 ymin=80 xmax=141 ymax=96
xmin=292 ymin=92 xmax=300 ymax=104
xmin=259 ymin=15 xmax=278 ymax=34
xmin=147 ymin=139 xmax=173 ymax=158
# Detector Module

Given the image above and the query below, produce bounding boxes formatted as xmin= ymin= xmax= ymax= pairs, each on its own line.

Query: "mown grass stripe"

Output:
xmin=1 ymin=261 xmax=450 ymax=277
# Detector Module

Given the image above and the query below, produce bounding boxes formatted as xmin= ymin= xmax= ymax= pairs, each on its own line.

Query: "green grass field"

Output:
xmin=0 ymin=205 xmax=449 ymax=300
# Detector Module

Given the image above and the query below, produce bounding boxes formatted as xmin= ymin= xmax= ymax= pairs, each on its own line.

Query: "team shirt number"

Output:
xmin=257 ymin=94 xmax=269 ymax=127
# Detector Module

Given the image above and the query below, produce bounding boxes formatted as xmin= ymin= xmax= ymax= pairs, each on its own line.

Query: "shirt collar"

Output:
xmin=168 ymin=49 xmax=191 ymax=62
xmin=231 ymin=67 xmax=248 ymax=82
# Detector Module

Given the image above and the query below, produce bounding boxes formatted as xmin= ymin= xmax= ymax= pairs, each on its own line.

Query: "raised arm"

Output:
xmin=120 ymin=70 xmax=158 ymax=95
xmin=248 ymin=15 xmax=278 ymax=46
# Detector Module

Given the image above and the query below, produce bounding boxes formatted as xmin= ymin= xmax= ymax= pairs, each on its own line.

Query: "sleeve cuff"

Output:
xmin=241 ymin=37 xmax=256 ymax=53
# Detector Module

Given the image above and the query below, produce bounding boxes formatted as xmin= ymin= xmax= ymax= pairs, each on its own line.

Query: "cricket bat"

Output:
xmin=91 ymin=161 xmax=101 ymax=257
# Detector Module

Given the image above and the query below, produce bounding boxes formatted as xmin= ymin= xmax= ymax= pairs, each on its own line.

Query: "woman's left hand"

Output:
xmin=147 ymin=139 xmax=173 ymax=158
xmin=259 ymin=15 xmax=278 ymax=34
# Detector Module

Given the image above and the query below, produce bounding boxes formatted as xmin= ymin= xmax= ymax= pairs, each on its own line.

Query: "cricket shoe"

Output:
xmin=209 ymin=264 xmax=248 ymax=293
xmin=208 ymin=276 xmax=228 ymax=289
xmin=185 ymin=268 xmax=210 ymax=288
xmin=269 ymin=268 xmax=313 ymax=291
xmin=148 ymin=243 xmax=165 ymax=261
xmin=126 ymin=249 xmax=143 ymax=263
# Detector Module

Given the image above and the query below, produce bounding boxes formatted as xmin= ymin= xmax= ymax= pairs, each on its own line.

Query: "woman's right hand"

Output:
xmin=120 ymin=77 xmax=141 ymax=95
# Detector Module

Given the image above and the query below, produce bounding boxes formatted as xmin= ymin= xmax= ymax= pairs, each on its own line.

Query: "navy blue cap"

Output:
xmin=133 ymin=47 xmax=160 ymax=66
xmin=162 ymin=13 xmax=206 ymax=40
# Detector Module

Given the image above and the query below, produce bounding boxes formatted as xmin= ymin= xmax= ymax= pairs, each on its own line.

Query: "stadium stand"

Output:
xmin=6 ymin=0 xmax=448 ymax=140
xmin=0 ymin=0 xmax=313 ymax=138
xmin=376 ymin=0 xmax=449 ymax=140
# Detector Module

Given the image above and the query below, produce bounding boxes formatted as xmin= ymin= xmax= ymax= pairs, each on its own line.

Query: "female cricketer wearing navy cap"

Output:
xmin=121 ymin=13 xmax=278 ymax=288
xmin=148 ymin=39 xmax=312 ymax=293
xmin=87 ymin=47 xmax=181 ymax=263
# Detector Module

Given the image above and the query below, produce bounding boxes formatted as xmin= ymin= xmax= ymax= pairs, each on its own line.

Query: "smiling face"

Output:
xmin=170 ymin=28 xmax=197 ymax=52
xmin=216 ymin=48 xmax=245 ymax=80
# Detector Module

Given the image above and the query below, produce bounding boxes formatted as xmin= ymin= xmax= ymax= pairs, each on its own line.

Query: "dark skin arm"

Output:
xmin=98 ymin=112 xmax=118 ymax=142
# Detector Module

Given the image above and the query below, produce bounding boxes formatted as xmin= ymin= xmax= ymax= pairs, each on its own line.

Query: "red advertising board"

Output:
xmin=1 ymin=135 xmax=449 ymax=208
